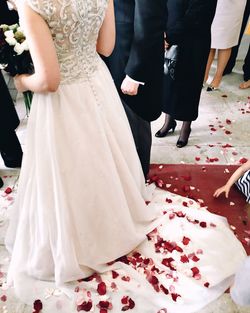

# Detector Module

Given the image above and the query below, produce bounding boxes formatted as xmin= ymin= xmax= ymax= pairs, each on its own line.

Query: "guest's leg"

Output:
xmin=243 ymin=44 xmax=250 ymax=81
xmin=204 ymin=49 xmax=216 ymax=83
xmin=210 ymin=48 xmax=232 ymax=88
xmin=155 ymin=113 xmax=176 ymax=138
xmin=176 ymin=121 xmax=192 ymax=148
xmin=224 ymin=1 xmax=250 ymax=74
xmin=0 ymin=177 xmax=3 ymax=188
xmin=122 ymin=101 xmax=151 ymax=178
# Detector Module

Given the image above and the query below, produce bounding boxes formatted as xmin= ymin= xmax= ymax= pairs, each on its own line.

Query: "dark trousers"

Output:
xmin=0 ymin=128 xmax=22 ymax=166
xmin=122 ymin=100 xmax=151 ymax=178
xmin=224 ymin=0 xmax=250 ymax=74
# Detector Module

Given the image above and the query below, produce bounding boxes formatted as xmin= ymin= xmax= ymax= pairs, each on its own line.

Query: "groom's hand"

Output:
xmin=121 ymin=77 xmax=139 ymax=96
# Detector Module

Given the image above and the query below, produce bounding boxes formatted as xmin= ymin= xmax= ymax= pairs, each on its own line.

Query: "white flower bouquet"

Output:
xmin=0 ymin=23 xmax=33 ymax=115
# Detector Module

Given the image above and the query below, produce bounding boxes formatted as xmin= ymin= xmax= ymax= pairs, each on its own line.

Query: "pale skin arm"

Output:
xmin=213 ymin=159 xmax=250 ymax=198
xmin=14 ymin=3 xmax=60 ymax=93
xmin=96 ymin=0 xmax=115 ymax=57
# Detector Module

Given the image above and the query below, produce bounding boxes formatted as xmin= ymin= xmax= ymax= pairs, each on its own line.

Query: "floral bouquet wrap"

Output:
xmin=0 ymin=23 xmax=33 ymax=115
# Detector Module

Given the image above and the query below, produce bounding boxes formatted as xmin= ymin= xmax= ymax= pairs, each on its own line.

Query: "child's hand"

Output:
xmin=213 ymin=184 xmax=231 ymax=198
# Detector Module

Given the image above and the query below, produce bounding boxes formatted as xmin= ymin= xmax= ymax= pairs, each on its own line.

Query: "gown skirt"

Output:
xmin=5 ymin=57 xmax=247 ymax=313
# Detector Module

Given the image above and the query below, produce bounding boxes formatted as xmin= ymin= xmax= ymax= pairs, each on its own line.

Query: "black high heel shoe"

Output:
xmin=155 ymin=120 xmax=177 ymax=138
xmin=176 ymin=127 xmax=191 ymax=148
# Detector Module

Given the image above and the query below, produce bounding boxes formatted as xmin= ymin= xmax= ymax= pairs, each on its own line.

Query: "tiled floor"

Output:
xmin=1 ymin=53 xmax=250 ymax=311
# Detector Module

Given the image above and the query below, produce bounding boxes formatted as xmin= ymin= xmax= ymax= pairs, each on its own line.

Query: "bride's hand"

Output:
xmin=14 ymin=74 xmax=29 ymax=92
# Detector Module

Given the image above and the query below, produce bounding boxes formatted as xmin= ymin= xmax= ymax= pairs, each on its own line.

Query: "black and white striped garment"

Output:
xmin=235 ymin=170 xmax=250 ymax=203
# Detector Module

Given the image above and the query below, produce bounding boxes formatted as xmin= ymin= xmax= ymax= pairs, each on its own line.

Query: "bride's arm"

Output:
xmin=96 ymin=0 xmax=115 ymax=57
xmin=14 ymin=3 xmax=60 ymax=93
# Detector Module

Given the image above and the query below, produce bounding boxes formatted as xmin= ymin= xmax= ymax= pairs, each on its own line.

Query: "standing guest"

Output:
xmin=106 ymin=0 xmax=167 ymax=177
xmin=204 ymin=0 xmax=247 ymax=91
xmin=224 ymin=0 xmax=250 ymax=75
xmin=0 ymin=0 xmax=22 ymax=188
xmin=155 ymin=0 xmax=217 ymax=148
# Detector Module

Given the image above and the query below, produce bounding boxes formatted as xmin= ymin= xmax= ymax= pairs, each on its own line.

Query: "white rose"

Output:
xmin=17 ymin=26 xmax=23 ymax=33
xmin=14 ymin=42 xmax=24 ymax=55
xmin=4 ymin=30 xmax=14 ymax=38
xmin=5 ymin=36 xmax=17 ymax=46
xmin=21 ymin=40 xmax=29 ymax=51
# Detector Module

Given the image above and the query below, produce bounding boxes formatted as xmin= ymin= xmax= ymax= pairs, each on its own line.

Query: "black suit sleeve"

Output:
xmin=125 ymin=0 xmax=167 ymax=83
xmin=0 ymin=0 xmax=18 ymax=24
xmin=167 ymin=0 xmax=217 ymax=45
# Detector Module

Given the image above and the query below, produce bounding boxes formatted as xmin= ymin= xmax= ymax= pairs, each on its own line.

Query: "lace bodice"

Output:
xmin=24 ymin=0 xmax=108 ymax=83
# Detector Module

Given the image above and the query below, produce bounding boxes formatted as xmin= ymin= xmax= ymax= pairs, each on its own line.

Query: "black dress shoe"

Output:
xmin=0 ymin=177 xmax=3 ymax=188
xmin=206 ymin=85 xmax=218 ymax=92
xmin=176 ymin=128 xmax=191 ymax=148
xmin=155 ymin=120 xmax=177 ymax=138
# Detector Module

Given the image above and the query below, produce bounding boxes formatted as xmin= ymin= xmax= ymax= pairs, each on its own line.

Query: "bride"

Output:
xmin=5 ymin=0 xmax=246 ymax=312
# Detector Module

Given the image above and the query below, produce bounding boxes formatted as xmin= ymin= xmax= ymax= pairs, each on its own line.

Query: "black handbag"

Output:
xmin=164 ymin=45 xmax=178 ymax=80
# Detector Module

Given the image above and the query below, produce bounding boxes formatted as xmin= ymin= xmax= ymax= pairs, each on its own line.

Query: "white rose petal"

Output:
xmin=14 ymin=42 xmax=24 ymax=55
xmin=21 ymin=40 xmax=29 ymax=51
xmin=5 ymin=36 xmax=17 ymax=46
xmin=4 ymin=30 xmax=14 ymax=38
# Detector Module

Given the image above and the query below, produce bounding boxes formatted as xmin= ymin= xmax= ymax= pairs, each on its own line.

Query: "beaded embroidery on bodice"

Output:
xmin=26 ymin=0 xmax=108 ymax=83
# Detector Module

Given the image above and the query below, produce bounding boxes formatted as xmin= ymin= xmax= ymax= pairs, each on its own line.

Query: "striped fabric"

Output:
xmin=235 ymin=170 xmax=250 ymax=203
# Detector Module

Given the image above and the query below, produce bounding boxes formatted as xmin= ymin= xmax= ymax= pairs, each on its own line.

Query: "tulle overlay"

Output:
xmin=3 ymin=58 xmax=247 ymax=312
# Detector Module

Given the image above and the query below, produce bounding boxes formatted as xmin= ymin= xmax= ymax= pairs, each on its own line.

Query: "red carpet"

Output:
xmin=149 ymin=164 xmax=250 ymax=255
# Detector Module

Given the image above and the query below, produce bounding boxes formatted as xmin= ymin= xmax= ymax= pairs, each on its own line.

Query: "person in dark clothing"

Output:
xmin=0 ymin=0 xmax=22 ymax=188
xmin=106 ymin=0 xmax=167 ymax=177
xmin=155 ymin=0 xmax=217 ymax=148
xmin=223 ymin=0 xmax=250 ymax=76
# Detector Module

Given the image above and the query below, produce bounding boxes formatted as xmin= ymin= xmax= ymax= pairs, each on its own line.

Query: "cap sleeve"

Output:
xmin=16 ymin=0 xmax=52 ymax=19
xmin=25 ymin=0 xmax=45 ymax=16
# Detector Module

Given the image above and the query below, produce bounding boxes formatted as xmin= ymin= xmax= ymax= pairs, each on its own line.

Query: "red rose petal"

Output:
xmin=239 ymin=157 xmax=248 ymax=164
xmin=0 ymin=295 xmax=7 ymax=302
xmin=191 ymin=267 xmax=200 ymax=277
xmin=226 ymin=119 xmax=232 ymax=124
xmin=225 ymin=130 xmax=232 ymax=135
xmin=204 ymin=282 xmax=210 ymax=288
xmin=180 ymin=255 xmax=189 ymax=263
xmin=33 ymin=300 xmax=43 ymax=312
xmin=4 ymin=187 xmax=12 ymax=194
xmin=200 ymin=222 xmax=207 ymax=228
xmin=171 ymin=293 xmax=181 ymax=302
xmin=77 ymin=301 xmax=93 ymax=312
xmin=182 ymin=236 xmax=191 ymax=245
xmin=195 ymin=157 xmax=201 ymax=161
xmin=112 ymin=270 xmax=119 ymax=279
xmin=97 ymin=282 xmax=107 ymax=295
xmin=160 ymin=285 xmax=169 ymax=295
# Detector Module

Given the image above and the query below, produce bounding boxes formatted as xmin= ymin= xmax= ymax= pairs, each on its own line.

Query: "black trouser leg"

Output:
xmin=122 ymin=100 xmax=152 ymax=179
xmin=0 ymin=128 xmax=23 ymax=167
xmin=243 ymin=44 xmax=250 ymax=80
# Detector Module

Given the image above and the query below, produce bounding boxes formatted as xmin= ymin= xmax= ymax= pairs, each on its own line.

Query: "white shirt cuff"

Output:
xmin=126 ymin=75 xmax=145 ymax=85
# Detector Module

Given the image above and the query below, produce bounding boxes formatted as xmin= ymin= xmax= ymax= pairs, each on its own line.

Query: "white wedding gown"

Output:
xmin=5 ymin=0 xmax=247 ymax=312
